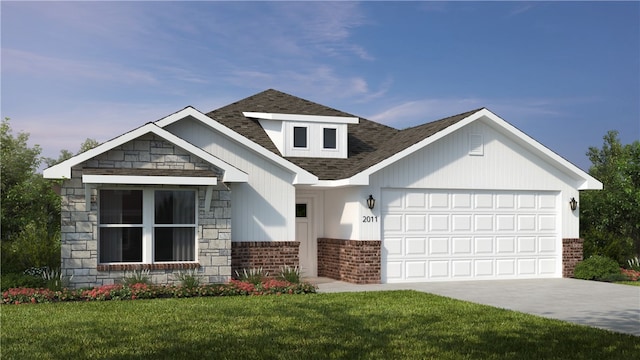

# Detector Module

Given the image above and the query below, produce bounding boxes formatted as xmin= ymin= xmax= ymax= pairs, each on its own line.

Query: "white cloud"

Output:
xmin=3 ymin=49 xmax=158 ymax=85
xmin=368 ymin=97 xmax=566 ymax=129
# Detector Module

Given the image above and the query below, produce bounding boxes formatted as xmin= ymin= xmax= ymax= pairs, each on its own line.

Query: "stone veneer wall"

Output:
xmin=317 ymin=238 xmax=381 ymax=284
xmin=60 ymin=134 xmax=231 ymax=288
xmin=562 ymin=238 xmax=584 ymax=278
xmin=231 ymin=242 xmax=300 ymax=278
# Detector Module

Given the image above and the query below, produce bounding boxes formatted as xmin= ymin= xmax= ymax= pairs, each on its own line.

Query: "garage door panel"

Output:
xmin=406 ymin=214 xmax=427 ymax=232
xmin=452 ymin=237 xmax=472 ymax=254
xmin=385 ymin=261 xmax=403 ymax=280
xmin=497 ymin=259 xmax=516 ymax=276
xmin=452 ymin=260 xmax=472 ymax=277
xmin=517 ymin=237 xmax=536 ymax=253
xmin=429 ymin=261 xmax=449 ymax=277
xmin=474 ymin=193 xmax=493 ymax=209
xmin=539 ymin=215 xmax=556 ymax=231
xmin=518 ymin=259 xmax=536 ymax=275
xmin=517 ymin=215 xmax=536 ymax=231
xmin=406 ymin=261 xmax=427 ymax=279
xmin=406 ymin=237 xmax=427 ymax=256
xmin=496 ymin=215 xmax=515 ymax=231
xmin=452 ymin=193 xmax=472 ymax=209
xmin=539 ymin=258 xmax=557 ymax=274
xmin=429 ymin=214 xmax=449 ymax=231
xmin=475 ymin=214 xmax=494 ymax=231
xmin=452 ymin=215 xmax=472 ymax=231
xmin=382 ymin=189 xmax=560 ymax=283
xmin=429 ymin=193 xmax=449 ymax=209
xmin=475 ymin=237 xmax=493 ymax=253
xmin=405 ymin=192 xmax=427 ymax=209
xmin=539 ymin=237 xmax=556 ymax=253
xmin=383 ymin=237 xmax=403 ymax=256
xmin=475 ymin=260 xmax=494 ymax=276
xmin=496 ymin=194 xmax=515 ymax=209
xmin=429 ymin=237 xmax=449 ymax=254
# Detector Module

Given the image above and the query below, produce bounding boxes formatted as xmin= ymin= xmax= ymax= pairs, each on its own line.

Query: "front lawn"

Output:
xmin=2 ymin=291 xmax=638 ymax=359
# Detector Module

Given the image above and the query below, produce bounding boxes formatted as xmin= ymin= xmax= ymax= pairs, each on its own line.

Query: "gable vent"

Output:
xmin=469 ymin=134 xmax=484 ymax=156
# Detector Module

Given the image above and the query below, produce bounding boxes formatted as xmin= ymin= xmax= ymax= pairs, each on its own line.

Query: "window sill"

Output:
xmin=97 ymin=263 xmax=200 ymax=271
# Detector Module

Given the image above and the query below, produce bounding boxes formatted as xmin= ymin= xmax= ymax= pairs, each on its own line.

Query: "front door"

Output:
xmin=296 ymin=198 xmax=316 ymax=277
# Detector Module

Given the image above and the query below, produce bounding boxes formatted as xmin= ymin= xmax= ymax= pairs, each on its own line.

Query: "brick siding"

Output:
xmin=317 ymin=238 xmax=381 ymax=284
xmin=231 ymin=242 xmax=300 ymax=278
xmin=562 ymin=238 xmax=584 ymax=278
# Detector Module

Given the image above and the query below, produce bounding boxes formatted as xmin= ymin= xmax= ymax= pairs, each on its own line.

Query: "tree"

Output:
xmin=44 ymin=138 xmax=99 ymax=167
xmin=1 ymin=118 xmax=61 ymax=272
xmin=580 ymin=130 xmax=640 ymax=265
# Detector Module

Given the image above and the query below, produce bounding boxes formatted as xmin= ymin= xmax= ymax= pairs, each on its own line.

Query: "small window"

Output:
xmin=323 ymin=128 xmax=337 ymax=149
xmin=296 ymin=204 xmax=307 ymax=218
xmin=293 ymin=127 xmax=307 ymax=148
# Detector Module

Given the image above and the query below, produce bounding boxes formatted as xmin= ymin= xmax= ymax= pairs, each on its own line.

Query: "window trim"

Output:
xmin=322 ymin=127 xmax=338 ymax=150
xmin=292 ymin=126 xmax=308 ymax=149
xmin=98 ymin=187 xmax=198 ymax=265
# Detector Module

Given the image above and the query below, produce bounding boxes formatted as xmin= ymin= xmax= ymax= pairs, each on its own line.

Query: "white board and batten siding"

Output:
xmin=362 ymin=119 xmax=582 ymax=283
xmin=165 ymin=119 xmax=296 ymax=242
xmin=381 ymin=189 xmax=560 ymax=282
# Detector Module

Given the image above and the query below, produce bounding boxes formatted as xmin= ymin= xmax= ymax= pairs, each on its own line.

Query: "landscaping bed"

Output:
xmin=2 ymin=279 xmax=316 ymax=305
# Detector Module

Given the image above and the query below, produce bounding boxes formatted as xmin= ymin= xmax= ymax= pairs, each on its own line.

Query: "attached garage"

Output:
xmin=382 ymin=189 xmax=560 ymax=283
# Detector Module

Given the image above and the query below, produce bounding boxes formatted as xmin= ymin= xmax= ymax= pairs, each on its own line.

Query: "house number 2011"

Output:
xmin=362 ymin=216 xmax=378 ymax=223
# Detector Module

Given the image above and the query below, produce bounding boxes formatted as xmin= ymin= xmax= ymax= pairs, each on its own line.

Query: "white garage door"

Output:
xmin=382 ymin=189 xmax=560 ymax=283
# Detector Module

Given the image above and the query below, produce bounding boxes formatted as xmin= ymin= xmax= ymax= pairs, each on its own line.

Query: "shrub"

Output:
xmin=0 ymin=272 xmax=46 ymax=291
xmin=574 ymin=255 xmax=620 ymax=281
xmin=175 ymin=269 xmax=201 ymax=288
xmin=235 ymin=268 xmax=268 ymax=285
xmin=2 ymin=279 xmax=317 ymax=305
xmin=277 ymin=265 xmax=301 ymax=284
xmin=620 ymin=268 xmax=640 ymax=281
xmin=122 ymin=269 xmax=151 ymax=286
xmin=41 ymin=268 xmax=72 ymax=291
xmin=627 ymin=256 xmax=640 ymax=271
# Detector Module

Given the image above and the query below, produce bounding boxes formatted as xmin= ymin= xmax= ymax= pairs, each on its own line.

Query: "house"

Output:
xmin=43 ymin=89 xmax=602 ymax=288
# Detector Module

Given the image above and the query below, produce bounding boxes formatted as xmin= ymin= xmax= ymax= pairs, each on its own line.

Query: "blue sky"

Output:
xmin=2 ymin=1 xmax=639 ymax=172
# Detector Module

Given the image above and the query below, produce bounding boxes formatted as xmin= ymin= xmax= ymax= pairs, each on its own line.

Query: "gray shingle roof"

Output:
xmin=206 ymin=89 xmax=482 ymax=180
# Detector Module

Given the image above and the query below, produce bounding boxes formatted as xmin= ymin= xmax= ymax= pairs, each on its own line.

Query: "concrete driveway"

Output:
xmin=314 ymin=278 xmax=640 ymax=336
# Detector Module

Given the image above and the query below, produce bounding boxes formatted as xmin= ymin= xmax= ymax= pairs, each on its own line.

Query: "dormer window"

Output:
xmin=243 ymin=111 xmax=358 ymax=159
xmin=293 ymin=127 xmax=308 ymax=148
xmin=323 ymin=128 xmax=337 ymax=149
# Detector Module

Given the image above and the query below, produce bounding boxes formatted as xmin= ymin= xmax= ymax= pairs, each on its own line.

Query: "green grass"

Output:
xmin=1 ymin=291 xmax=638 ymax=359
xmin=616 ymin=281 xmax=640 ymax=286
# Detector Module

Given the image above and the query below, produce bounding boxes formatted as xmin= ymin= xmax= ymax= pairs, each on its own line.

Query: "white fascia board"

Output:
xmin=312 ymin=178 xmax=366 ymax=188
xmin=82 ymin=174 xmax=217 ymax=186
xmin=475 ymin=109 xmax=603 ymax=190
xmin=43 ymin=120 xmax=248 ymax=183
xmin=44 ymin=123 xmax=162 ymax=179
xmin=156 ymin=107 xmax=319 ymax=185
xmin=243 ymin=111 xmax=359 ymax=124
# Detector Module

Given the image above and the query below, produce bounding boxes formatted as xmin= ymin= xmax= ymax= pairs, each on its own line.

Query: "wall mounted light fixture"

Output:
xmin=569 ymin=197 xmax=578 ymax=211
xmin=366 ymin=194 xmax=376 ymax=210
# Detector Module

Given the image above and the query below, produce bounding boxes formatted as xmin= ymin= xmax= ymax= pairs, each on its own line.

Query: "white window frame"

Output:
xmin=292 ymin=126 xmax=308 ymax=149
xmin=322 ymin=127 xmax=338 ymax=150
xmin=98 ymin=187 xmax=198 ymax=265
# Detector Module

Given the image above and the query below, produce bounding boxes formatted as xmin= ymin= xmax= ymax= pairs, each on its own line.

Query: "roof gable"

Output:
xmin=43 ymin=122 xmax=248 ymax=182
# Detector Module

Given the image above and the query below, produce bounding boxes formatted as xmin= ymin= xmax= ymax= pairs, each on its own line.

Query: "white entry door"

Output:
xmin=296 ymin=198 xmax=316 ymax=277
xmin=382 ymin=189 xmax=561 ymax=283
